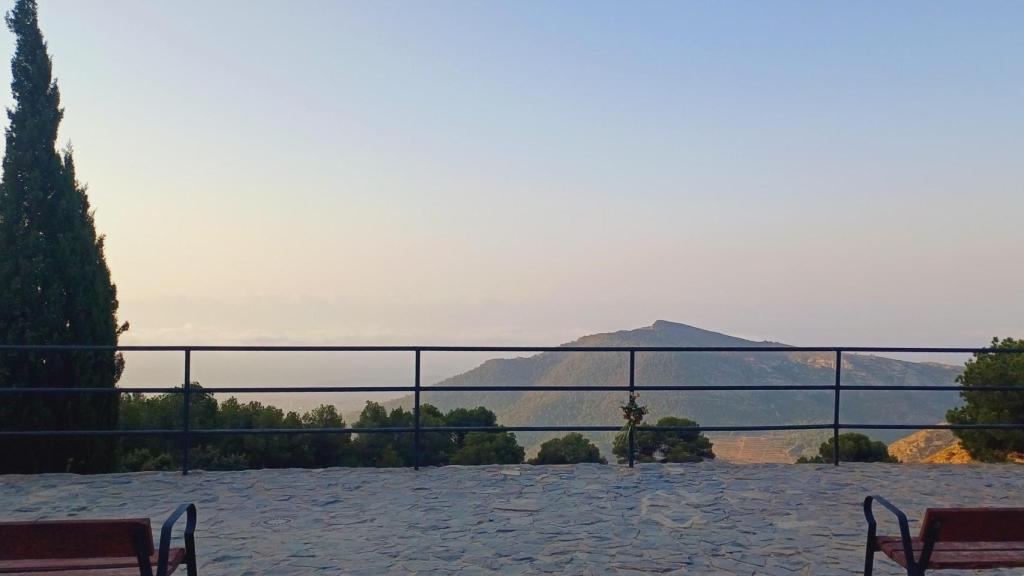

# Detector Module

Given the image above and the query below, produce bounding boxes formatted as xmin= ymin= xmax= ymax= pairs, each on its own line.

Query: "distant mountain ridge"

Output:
xmin=386 ymin=321 xmax=963 ymax=458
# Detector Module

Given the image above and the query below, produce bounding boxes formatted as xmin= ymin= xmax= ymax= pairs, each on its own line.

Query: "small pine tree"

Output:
xmin=528 ymin=433 xmax=607 ymax=465
xmin=0 ymin=0 xmax=126 ymax=473
xmin=796 ymin=433 xmax=897 ymax=463
xmin=449 ymin=432 xmax=524 ymax=465
xmin=613 ymin=416 xmax=715 ymax=463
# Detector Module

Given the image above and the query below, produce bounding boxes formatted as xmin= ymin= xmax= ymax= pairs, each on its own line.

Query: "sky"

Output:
xmin=1 ymin=2 xmax=1022 ymax=394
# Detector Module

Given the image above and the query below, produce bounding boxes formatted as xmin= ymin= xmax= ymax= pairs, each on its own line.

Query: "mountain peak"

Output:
xmin=650 ymin=319 xmax=699 ymax=330
xmin=568 ymin=320 xmax=777 ymax=348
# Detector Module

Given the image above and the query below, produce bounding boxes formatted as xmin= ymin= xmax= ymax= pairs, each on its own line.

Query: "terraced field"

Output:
xmin=709 ymin=432 xmax=825 ymax=464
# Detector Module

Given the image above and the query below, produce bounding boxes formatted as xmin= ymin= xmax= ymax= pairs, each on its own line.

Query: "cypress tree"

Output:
xmin=0 ymin=0 xmax=126 ymax=473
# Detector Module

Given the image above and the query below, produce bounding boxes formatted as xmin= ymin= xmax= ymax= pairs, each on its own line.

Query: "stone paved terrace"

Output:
xmin=3 ymin=463 xmax=1023 ymax=575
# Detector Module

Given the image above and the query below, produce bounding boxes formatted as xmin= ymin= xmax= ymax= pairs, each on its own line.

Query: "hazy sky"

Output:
xmin=3 ymin=1 xmax=1022 ymax=356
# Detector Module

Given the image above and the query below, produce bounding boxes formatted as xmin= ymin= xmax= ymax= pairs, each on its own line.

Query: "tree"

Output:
xmin=117 ymin=396 xmax=526 ymax=470
xmin=441 ymin=406 xmax=524 ymax=465
xmin=444 ymin=406 xmax=497 ymax=446
xmin=298 ymin=404 xmax=352 ymax=467
xmin=529 ymin=433 xmax=606 ymax=464
xmin=449 ymin=431 xmax=525 ymax=465
xmin=409 ymin=403 xmax=454 ymax=466
xmin=946 ymin=338 xmax=1024 ymax=462
xmin=349 ymin=402 xmax=524 ymax=467
xmin=796 ymin=433 xmax=897 ymax=463
xmin=118 ymin=386 xmax=353 ymax=471
xmin=351 ymin=401 xmax=415 ymax=467
xmin=613 ymin=416 xmax=715 ymax=463
xmin=0 ymin=0 xmax=127 ymax=473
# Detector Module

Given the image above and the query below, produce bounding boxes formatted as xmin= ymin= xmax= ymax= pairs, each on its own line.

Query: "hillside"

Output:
xmin=888 ymin=429 xmax=962 ymax=463
xmin=888 ymin=429 xmax=1024 ymax=464
xmin=707 ymin=431 xmax=825 ymax=463
xmin=384 ymin=321 xmax=963 ymax=459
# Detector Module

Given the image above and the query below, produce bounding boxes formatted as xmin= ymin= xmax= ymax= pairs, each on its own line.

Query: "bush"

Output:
xmin=120 ymin=448 xmax=174 ymax=472
xmin=612 ymin=416 xmax=714 ymax=463
xmin=528 ymin=433 xmax=606 ymax=464
xmin=797 ymin=433 xmax=897 ymax=463
xmin=450 ymin=432 xmax=525 ymax=465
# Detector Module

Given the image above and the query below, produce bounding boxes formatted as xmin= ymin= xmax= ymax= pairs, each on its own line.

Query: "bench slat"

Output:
xmin=877 ymin=537 xmax=1024 ymax=569
xmin=922 ymin=508 xmax=1024 ymax=543
xmin=0 ymin=550 xmax=184 ymax=575
xmin=878 ymin=538 xmax=1024 ymax=552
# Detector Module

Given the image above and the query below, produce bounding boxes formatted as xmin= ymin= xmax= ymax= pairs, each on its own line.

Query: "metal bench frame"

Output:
xmin=864 ymin=496 xmax=1024 ymax=576
xmin=0 ymin=503 xmax=197 ymax=576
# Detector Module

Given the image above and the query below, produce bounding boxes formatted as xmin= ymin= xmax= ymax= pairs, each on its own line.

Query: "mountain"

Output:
xmin=385 ymin=321 xmax=964 ymax=459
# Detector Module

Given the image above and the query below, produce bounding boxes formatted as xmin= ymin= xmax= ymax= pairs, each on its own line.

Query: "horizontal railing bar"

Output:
xmin=0 ymin=428 xmax=400 ymax=437
xmin=840 ymin=423 xmax=1024 ymax=430
xmin=420 ymin=425 xmax=622 ymax=432
xmin=191 ymin=427 xmax=406 ymax=435
xmin=1 ymin=344 xmax=1023 ymax=353
xmin=0 ymin=429 xmax=184 ymax=437
xmin=427 ymin=385 xmax=840 ymax=392
xmin=4 ymin=423 xmax=1024 ymax=438
xmin=426 ymin=385 xmax=629 ymax=392
xmin=840 ymin=385 xmax=1022 ymax=392
xmin=4 ymin=384 xmax=1021 ymax=395
xmin=0 ymin=385 xmax=853 ymax=394
xmin=635 ymin=385 xmax=834 ymax=391
xmin=637 ymin=424 xmax=835 ymax=432
xmin=0 ymin=387 xmax=181 ymax=394
xmin=198 ymin=386 xmax=415 ymax=393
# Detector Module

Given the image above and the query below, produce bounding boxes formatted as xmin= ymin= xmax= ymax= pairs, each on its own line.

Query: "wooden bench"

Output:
xmin=0 ymin=503 xmax=196 ymax=576
xmin=864 ymin=496 xmax=1024 ymax=575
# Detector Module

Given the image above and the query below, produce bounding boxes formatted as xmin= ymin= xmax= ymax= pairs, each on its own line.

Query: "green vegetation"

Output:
xmin=118 ymin=390 xmax=524 ymax=471
xmin=946 ymin=338 xmax=1024 ymax=462
xmin=120 ymin=391 xmax=722 ymax=469
xmin=0 ymin=0 xmax=127 ymax=473
xmin=121 ymin=387 xmax=354 ymax=470
xmin=450 ymin=432 xmax=525 ymax=465
xmin=613 ymin=416 xmax=715 ymax=463
xmin=796 ymin=433 xmax=897 ymax=463
xmin=609 ymin=394 xmax=713 ymax=463
xmin=528 ymin=433 xmax=606 ymax=465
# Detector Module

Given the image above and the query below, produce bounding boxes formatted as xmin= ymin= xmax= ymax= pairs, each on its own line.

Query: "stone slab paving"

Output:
xmin=2 ymin=463 xmax=1022 ymax=575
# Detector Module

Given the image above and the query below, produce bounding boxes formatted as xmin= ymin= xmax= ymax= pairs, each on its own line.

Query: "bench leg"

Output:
xmin=186 ymin=532 xmax=197 ymax=576
xmin=863 ymin=535 xmax=874 ymax=576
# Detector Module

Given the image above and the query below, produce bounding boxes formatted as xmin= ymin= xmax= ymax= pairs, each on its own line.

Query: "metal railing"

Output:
xmin=1 ymin=344 xmax=1022 ymax=474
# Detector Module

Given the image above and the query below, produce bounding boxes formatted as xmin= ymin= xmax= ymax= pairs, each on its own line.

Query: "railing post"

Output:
xmin=833 ymin=349 xmax=842 ymax=466
xmin=414 ymin=349 xmax=421 ymax=471
xmin=182 ymin=349 xmax=191 ymax=476
xmin=628 ymin=350 xmax=635 ymax=468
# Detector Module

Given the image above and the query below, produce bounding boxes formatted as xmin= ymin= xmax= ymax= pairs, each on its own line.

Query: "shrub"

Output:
xmin=528 ymin=433 xmax=606 ymax=464
xmin=613 ymin=416 xmax=714 ymax=463
xmin=797 ymin=433 xmax=897 ymax=463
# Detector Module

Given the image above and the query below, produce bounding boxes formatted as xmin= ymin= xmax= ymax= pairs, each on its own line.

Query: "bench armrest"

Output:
xmin=864 ymin=496 xmax=918 ymax=571
xmin=156 ymin=503 xmax=197 ymax=576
